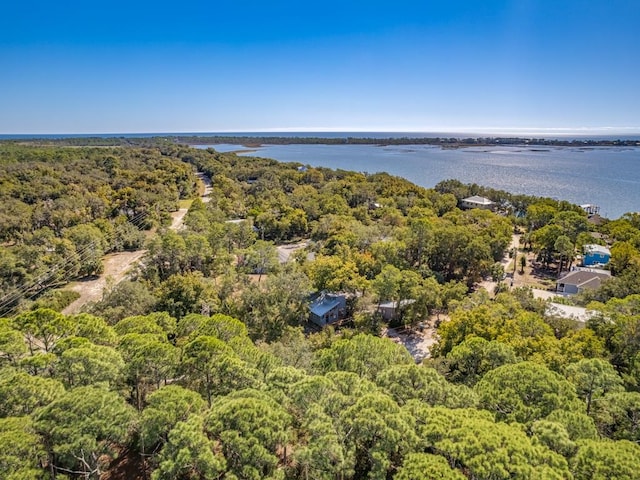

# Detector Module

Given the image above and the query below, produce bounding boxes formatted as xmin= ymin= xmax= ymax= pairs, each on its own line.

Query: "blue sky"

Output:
xmin=1 ymin=0 xmax=639 ymax=134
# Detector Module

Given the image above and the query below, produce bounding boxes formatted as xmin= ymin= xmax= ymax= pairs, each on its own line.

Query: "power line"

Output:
xmin=0 ymin=210 xmax=151 ymax=316
xmin=0 ymin=209 xmax=147 ymax=305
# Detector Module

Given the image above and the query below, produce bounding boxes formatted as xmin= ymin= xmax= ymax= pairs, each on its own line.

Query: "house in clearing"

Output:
xmin=583 ymin=244 xmax=611 ymax=267
xmin=556 ymin=268 xmax=611 ymax=295
xmin=309 ymin=292 xmax=347 ymax=327
xmin=460 ymin=196 xmax=495 ymax=211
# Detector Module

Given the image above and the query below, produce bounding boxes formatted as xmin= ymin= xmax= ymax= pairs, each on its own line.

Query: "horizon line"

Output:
xmin=2 ymin=126 xmax=640 ymax=137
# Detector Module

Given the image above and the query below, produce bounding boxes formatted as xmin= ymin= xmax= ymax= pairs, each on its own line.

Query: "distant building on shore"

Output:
xmin=581 ymin=204 xmax=600 ymax=216
xmin=460 ymin=196 xmax=495 ymax=211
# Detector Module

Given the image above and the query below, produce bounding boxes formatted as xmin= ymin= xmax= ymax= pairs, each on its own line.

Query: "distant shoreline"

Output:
xmin=4 ymin=134 xmax=638 ymax=150
xmin=179 ymin=135 xmax=640 ymax=149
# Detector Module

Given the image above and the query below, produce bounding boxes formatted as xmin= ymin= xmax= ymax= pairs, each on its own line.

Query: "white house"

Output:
xmin=460 ymin=196 xmax=495 ymax=210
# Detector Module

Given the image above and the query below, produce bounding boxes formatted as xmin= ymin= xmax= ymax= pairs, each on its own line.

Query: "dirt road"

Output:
xmin=479 ymin=232 xmax=520 ymax=295
xmin=62 ymin=173 xmax=211 ymax=315
xmin=62 ymin=251 xmax=147 ymax=314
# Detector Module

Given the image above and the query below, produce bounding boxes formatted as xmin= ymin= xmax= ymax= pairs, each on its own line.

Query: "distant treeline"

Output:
xmin=175 ymin=135 xmax=640 ymax=149
xmin=3 ymin=135 xmax=640 ymax=148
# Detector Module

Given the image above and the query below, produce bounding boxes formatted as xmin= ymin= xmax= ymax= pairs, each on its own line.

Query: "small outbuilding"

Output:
xmin=377 ymin=299 xmax=416 ymax=321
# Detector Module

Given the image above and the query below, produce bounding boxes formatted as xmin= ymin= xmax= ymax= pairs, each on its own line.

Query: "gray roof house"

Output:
xmin=460 ymin=196 xmax=495 ymax=210
xmin=309 ymin=292 xmax=347 ymax=327
xmin=556 ymin=268 xmax=611 ymax=295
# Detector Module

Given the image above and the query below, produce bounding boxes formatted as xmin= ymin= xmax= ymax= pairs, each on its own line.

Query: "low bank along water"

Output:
xmin=220 ymin=144 xmax=640 ymax=220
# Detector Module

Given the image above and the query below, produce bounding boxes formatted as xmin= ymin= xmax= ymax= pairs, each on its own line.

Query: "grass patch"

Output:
xmin=31 ymin=289 xmax=81 ymax=312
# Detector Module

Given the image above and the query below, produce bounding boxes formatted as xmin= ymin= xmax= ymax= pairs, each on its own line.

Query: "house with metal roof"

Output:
xmin=309 ymin=292 xmax=347 ymax=327
xmin=377 ymin=299 xmax=416 ymax=322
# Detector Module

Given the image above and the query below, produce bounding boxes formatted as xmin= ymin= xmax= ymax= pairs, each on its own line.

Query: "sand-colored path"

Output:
xmin=62 ymin=250 xmax=147 ymax=314
xmin=62 ymin=172 xmax=211 ymax=314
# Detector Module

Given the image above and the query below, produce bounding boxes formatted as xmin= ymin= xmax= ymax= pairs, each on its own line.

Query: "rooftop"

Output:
xmin=462 ymin=195 xmax=494 ymax=205
xmin=584 ymin=244 xmax=611 ymax=256
xmin=378 ymin=299 xmax=416 ymax=309
xmin=309 ymin=293 xmax=344 ymax=317
xmin=557 ymin=269 xmax=611 ymax=288
xmin=546 ymin=303 xmax=596 ymax=323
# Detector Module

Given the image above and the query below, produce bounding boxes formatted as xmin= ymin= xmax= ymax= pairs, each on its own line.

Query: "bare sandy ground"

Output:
xmin=384 ymin=316 xmax=442 ymax=362
xmin=62 ymin=250 xmax=147 ymax=314
xmin=169 ymin=208 xmax=189 ymax=230
xmin=61 ymin=173 xmax=211 ymax=314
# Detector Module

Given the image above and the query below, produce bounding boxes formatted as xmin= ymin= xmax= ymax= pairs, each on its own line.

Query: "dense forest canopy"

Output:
xmin=2 ymin=140 xmax=640 ymax=479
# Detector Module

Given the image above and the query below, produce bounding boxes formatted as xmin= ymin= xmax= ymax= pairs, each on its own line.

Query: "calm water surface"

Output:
xmin=225 ymin=144 xmax=640 ymax=220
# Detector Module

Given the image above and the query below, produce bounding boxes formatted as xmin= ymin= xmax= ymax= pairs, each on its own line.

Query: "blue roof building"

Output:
xmin=309 ymin=292 xmax=347 ymax=327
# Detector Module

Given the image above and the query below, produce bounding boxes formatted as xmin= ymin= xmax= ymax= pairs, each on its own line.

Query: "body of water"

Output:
xmin=219 ymin=144 xmax=640 ymax=220
xmin=4 ymin=132 xmax=639 ymax=219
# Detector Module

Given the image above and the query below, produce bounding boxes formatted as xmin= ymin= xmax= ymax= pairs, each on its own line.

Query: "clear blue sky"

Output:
xmin=1 ymin=0 xmax=639 ymax=134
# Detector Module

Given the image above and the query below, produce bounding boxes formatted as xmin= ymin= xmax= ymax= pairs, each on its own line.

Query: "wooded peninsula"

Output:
xmin=4 ymin=134 xmax=639 ymax=148
xmin=1 ymin=140 xmax=640 ymax=479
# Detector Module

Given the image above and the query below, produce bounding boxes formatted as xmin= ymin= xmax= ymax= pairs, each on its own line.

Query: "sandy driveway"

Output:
xmin=479 ymin=232 xmax=520 ymax=295
xmin=62 ymin=250 xmax=147 ymax=314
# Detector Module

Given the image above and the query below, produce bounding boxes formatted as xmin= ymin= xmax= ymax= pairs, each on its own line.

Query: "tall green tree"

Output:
xmin=590 ymin=391 xmax=640 ymax=442
xmin=571 ymin=439 xmax=640 ymax=480
xmin=34 ymin=386 xmax=135 ymax=479
xmin=206 ymin=389 xmax=291 ymax=480
xmin=118 ymin=333 xmax=178 ymax=409
xmin=395 ymin=453 xmax=465 ymax=480
xmin=13 ymin=308 xmax=72 ymax=355
xmin=475 ymin=361 xmax=583 ymax=424
xmin=375 ymin=363 xmax=477 ymax=408
xmin=151 ymin=415 xmax=226 ymax=480
xmin=554 ymin=234 xmax=574 ymax=273
xmin=140 ymin=385 xmax=207 ymax=453
xmin=565 ymin=358 xmax=624 ymax=414
xmin=444 ymin=337 xmax=518 ymax=386
xmin=314 ymin=333 xmax=413 ymax=380
xmin=410 ymin=406 xmax=571 ymax=479
xmin=180 ymin=336 xmax=260 ymax=406
xmin=0 ymin=416 xmax=45 ymax=480
xmin=55 ymin=343 xmax=124 ymax=388
xmin=340 ymin=392 xmax=419 ymax=479
xmin=0 ymin=368 xmax=64 ymax=416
